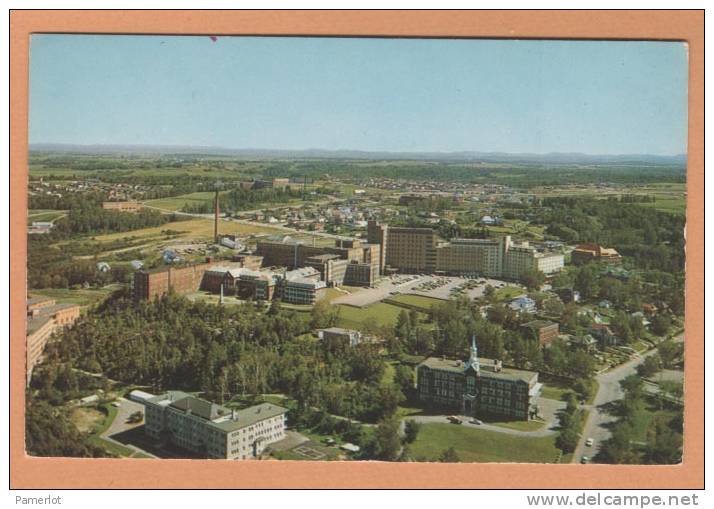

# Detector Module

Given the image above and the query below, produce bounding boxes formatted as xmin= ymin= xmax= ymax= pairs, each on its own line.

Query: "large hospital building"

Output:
xmin=137 ymin=390 xmax=288 ymax=460
xmin=367 ymin=221 xmax=564 ymax=279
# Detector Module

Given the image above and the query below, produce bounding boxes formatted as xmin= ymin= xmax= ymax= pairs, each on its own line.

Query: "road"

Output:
xmin=572 ymin=332 xmax=684 ymax=463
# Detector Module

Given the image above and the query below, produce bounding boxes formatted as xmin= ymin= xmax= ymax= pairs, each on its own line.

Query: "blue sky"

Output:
xmin=29 ymin=35 xmax=688 ymax=155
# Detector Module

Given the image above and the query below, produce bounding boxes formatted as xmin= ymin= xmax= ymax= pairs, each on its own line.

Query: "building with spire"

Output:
xmin=416 ymin=336 xmax=542 ymax=420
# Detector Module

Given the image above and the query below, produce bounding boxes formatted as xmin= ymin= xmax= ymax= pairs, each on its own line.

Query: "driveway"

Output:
xmin=102 ymin=397 xmax=158 ymax=458
xmin=403 ymin=397 xmax=565 ymax=438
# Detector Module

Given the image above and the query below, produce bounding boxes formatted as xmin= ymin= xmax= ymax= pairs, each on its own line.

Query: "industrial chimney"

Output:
xmin=214 ymin=188 xmax=220 ymax=243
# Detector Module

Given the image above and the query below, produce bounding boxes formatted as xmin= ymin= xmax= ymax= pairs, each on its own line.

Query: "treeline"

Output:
xmin=26 ymin=394 xmax=110 ymax=458
xmin=40 ymin=292 xmax=404 ymax=424
xmin=182 ymin=187 xmax=313 ymax=214
xmin=266 ymin=160 xmax=685 ymax=187
xmin=540 ymin=196 xmax=685 ymax=273
xmin=53 ymin=206 xmax=176 ymax=236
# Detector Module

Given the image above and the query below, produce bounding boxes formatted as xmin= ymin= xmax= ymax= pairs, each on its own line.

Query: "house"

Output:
xmin=573 ymin=334 xmax=598 ymax=352
xmin=590 ymin=323 xmax=617 ymax=347
xmin=509 ymin=296 xmax=536 ymax=313
xmin=554 ymin=288 xmax=580 ymax=304
xmin=642 ymin=303 xmax=658 ymax=316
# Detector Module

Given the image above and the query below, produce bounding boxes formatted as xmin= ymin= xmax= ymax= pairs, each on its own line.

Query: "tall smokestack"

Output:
xmin=214 ymin=189 xmax=219 ymax=243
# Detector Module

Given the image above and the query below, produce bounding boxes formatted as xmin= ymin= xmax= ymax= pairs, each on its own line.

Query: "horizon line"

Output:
xmin=28 ymin=142 xmax=686 ymax=159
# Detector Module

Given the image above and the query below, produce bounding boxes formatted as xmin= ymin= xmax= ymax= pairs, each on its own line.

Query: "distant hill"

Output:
xmin=29 ymin=143 xmax=687 ymax=166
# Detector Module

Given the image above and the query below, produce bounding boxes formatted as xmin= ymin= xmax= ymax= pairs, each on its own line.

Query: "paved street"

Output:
xmin=571 ymin=332 xmax=684 ymax=463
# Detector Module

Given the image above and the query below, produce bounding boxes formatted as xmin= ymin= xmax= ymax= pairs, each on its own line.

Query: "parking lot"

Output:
xmin=332 ymin=274 xmax=521 ymax=307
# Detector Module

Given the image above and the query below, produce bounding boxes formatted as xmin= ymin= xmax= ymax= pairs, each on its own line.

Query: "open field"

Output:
xmin=336 ymin=302 xmax=417 ymax=330
xmin=70 ymin=406 xmax=105 ymax=433
xmin=410 ymin=423 xmax=561 ymax=463
xmin=637 ymin=197 xmax=686 ymax=216
xmin=30 ymin=286 xmax=117 ymax=307
xmin=144 ymin=191 xmax=227 ymax=212
xmin=387 ymin=293 xmax=445 ymax=310
xmin=94 ymin=218 xmax=281 ymax=243
xmin=28 ymin=209 xmax=67 ymax=224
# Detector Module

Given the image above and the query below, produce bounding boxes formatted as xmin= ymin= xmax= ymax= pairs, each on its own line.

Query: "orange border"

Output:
xmin=10 ymin=10 xmax=704 ymax=489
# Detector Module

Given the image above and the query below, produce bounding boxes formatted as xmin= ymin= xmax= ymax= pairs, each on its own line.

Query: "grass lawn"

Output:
xmin=94 ymin=218 xmax=281 ymax=243
xmin=84 ymin=403 xmax=137 ymax=458
xmin=388 ymin=294 xmax=446 ymax=310
xmin=638 ymin=197 xmax=686 ymax=216
xmin=540 ymin=382 xmax=573 ymax=402
xmin=494 ymin=286 xmax=525 ymax=301
xmin=487 ymin=419 xmax=547 ymax=432
xmin=29 ymin=286 xmax=116 ymax=307
xmin=144 ymin=191 xmax=228 ymax=212
xmin=27 ymin=209 xmax=67 ymax=224
xmin=410 ymin=423 xmax=561 ymax=463
xmin=336 ymin=302 xmax=418 ymax=330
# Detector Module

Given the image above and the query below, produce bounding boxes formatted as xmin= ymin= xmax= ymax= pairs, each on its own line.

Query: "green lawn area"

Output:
xmin=29 ymin=286 xmax=117 ymax=307
xmin=487 ymin=419 xmax=547 ymax=432
xmin=336 ymin=302 xmax=418 ymax=329
xmin=388 ymin=293 xmax=446 ymax=310
xmin=540 ymin=382 xmax=573 ymax=402
xmin=494 ymin=286 xmax=525 ymax=301
xmin=638 ymin=197 xmax=686 ymax=216
xmin=85 ymin=403 xmax=137 ymax=458
xmin=27 ymin=209 xmax=67 ymax=224
xmin=410 ymin=423 xmax=561 ymax=463
xmin=144 ymin=191 xmax=228 ymax=212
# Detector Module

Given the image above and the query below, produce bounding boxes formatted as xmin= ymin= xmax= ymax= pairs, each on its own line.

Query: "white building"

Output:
xmin=142 ymin=391 xmax=287 ymax=460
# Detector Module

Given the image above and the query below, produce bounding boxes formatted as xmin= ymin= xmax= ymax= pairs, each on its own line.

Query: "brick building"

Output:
xmin=417 ymin=338 xmax=541 ymax=421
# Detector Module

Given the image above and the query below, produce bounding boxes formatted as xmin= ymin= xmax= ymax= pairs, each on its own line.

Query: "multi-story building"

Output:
xmin=344 ymin=261 xmax=376 ymax=287
xmin=305 ymin=254 xmax=349 ymax=287
xmin=368 ymin=221 xmax=563 ymax=280
xmin=140 ymin=391 xmax=287 ymax=460
xmin=366 ymin=220 xmax=388 ymax=273
xmin=382 ymin=226 xmax=439 ymax=273
xmin=416 ymin=338 xmax=541 ymax=421
xmin=102 ymin=201 xmax=142 ymax=212
xmin=521 ymin=320 xmax=560 ymax=346
xmin=256 ymin=237 xmax=366 ymax=270
xmin=436 ymin=237 xmax=506 ymax=277
xmin=571 ymin=243 xmax=623 ymax=265
xmin=26 ymin=297 xmax=81 ymax=385
xmin=319 ymin=327 xmax=363 ymax=347
xmin=133 ymin=263 xmax=210 ymax=300
xmin=279 ymin=274 xmax=326 ymax=305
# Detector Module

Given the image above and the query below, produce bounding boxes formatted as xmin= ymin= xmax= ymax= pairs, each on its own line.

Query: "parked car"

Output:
xmin=585 ymin=438 xmax=594 ymax=447
xmin=469 ymin=419 xmax=483 ymax=425
xmin=447 ymin=415 xmax=463 ymax=424
xmin=580 ymin=456 xmax=590 ymax=464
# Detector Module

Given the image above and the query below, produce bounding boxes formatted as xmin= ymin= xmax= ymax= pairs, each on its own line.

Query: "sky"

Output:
xmin=29 ymin=35 xmax=688 ymax=155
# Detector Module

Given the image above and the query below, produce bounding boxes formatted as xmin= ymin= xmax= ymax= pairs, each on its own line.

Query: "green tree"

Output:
xmin=439 ymin=446 xmax=460 ymax=463
xmin=403 ymin=419 xmax=421 ymax=444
